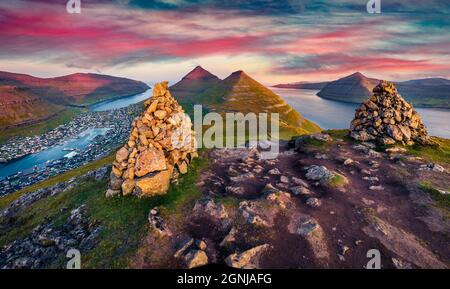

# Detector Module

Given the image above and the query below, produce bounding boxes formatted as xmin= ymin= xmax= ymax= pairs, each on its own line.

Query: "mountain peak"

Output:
xmin=317 ymin=72 xmax=380 ymax=103
xmin=182 ymin=66 xmax=219 ymax=81
xmin=230 ymin=70 xmax=246 ymax=77
xmin=170 ymin=66 xmax=222 ymax=101
xmin=225 ymin=70 xmax=250 ymax=82
xmin=348 ymin=72 xmax=366 ymax=79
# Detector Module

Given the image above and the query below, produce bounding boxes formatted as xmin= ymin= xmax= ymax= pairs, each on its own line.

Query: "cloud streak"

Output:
xmin=0 ymin=0 xmax=449 ymax=82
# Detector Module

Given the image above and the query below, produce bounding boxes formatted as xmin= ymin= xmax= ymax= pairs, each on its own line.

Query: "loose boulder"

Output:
xmin=225 ymin=244 xmax=271 ymax=269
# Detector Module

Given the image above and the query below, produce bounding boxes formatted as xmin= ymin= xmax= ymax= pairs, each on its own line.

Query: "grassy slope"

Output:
xmin=396 ymin=85 xmax=450 ymax=108
xmin=419 ymin=181 xmax=450 ymax=209
xmin=197 ymin=73 xmax=321 ymax=139
xmin=0 ymin=86 xmax=67 ymax=129
xmin=405 ymin=137 xmax=450 ymax=163
xmin=0 ymin=151 xmax=116 ymax=210
xmin=170 ymin=71 xmax=321 ymax=139
xmin=0 ymin=72 xmax=149 ymax=135
xmin=0 ymin=151 xmax=208 ymax=268
xmin=170 ymin=79 xmax=221 ymax=117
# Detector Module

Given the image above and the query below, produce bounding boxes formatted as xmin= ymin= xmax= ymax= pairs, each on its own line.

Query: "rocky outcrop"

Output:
xmin=225 ymin=244 xmax=271 ymax=269
xmin=106 ymin=81 xmax=197 ymax=198
xmin=148 ymin=207 xmax=172 ymax=236
xmin=288 ymin=213 xmax=330 ymax=264
xmin=362 ymin=214 xmax=447 ymax=269
xmin=173 ymin=237 xmax=209 ymax=268
xmin=304 ymin=165 xmax=348 ymax=189
xmin=0 ymin=205 xmax=100 ymax=269
xmin=350 ymin=81 xmax=431 ymax=145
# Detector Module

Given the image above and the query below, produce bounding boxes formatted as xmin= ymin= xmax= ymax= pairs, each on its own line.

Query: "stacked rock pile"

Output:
xmin=350 ymin=80 xmax=431 ymax=145
xmin=106 ymin=81 xmax=197 ymax=198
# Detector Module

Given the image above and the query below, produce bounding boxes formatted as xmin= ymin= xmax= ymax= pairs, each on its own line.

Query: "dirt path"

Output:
xmin=133 ymin=134 xmax=449 ymax=269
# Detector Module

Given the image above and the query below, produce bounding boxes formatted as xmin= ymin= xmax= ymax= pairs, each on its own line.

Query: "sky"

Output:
xmin=0 ymin=0 xmax=449 ymax=85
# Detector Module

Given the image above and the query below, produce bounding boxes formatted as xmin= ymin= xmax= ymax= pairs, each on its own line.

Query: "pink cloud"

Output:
xmin=0 ymin=4 xmax=271 ymax=67
xmin=0 ymin=1 xmax=449 ymax=81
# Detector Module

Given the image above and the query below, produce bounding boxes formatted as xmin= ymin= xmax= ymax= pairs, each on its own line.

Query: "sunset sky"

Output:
xmin=0 ymin=0 xmax=449 ymax=85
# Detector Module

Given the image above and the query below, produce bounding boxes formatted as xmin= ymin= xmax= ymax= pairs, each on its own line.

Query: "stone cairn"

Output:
xmin=106 ymin=81 xmax=197 ymax=198
xmin=350 ymin=80 xmax=431 ymax=146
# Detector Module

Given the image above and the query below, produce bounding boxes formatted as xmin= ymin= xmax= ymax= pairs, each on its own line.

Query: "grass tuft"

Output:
xmin=327 ymin=173 xmax=349 ymax=188
xmin=406 ymin=137 xmax=450 ymax=164
xmin=419 ymin=181 xmax=450 ymax=209
xmin=0 ymin=153 xmax=209 ymax=269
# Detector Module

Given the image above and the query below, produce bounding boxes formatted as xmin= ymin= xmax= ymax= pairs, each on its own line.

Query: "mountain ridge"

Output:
xmin=0 ymin=71 xmax=149 ymax=129
xmin=171 ymin=66 xmax=322 ymax=137
xmin=273 ymin=81 xmax=329 ymax=90
xmin=274 ymin=73 xmax=450 ymax=108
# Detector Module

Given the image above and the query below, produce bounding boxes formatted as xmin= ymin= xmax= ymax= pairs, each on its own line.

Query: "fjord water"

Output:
xmin=0 ymin=128 xmax=110 ymax=180
xmin=91 ymin=89 xmax=152 ymax=111
xmin=2 ymin=87 xmax=448 ymax=181
xmin=274 ymin=88 xmax=450 ymax=139
xmin=0 ymin=88 xmax=152 ymax=180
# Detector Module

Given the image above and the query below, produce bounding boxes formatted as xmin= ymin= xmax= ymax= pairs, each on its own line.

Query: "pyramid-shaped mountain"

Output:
xmin=317 ymin=72 xmax=379 ymax=103
xmin=174 ymin=68 xmax=321 ymax=137
xmin=170 ymin=66 xmax=221 ymax=102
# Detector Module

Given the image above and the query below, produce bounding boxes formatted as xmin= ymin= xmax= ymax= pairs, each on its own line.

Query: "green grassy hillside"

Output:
xmin=200 ymin=71 xmax=321 ymax=138
xmin=0 ymin=86 xmax=66 ymax=129
xmin=0 ymin=151 xmax=209 ymax=268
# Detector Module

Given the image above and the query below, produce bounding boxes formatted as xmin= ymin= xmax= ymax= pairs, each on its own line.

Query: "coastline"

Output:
xmin=88 ymin=88 xmax=152 ymax=110
xmin=273 ymin=87 xmax=450 ymax=109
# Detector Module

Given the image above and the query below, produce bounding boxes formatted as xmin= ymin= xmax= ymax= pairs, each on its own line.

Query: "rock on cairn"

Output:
xmin=350 ymin=80 xmax=431 ymax=145
xmin=106 ymin=81 xmax=197 ymax=198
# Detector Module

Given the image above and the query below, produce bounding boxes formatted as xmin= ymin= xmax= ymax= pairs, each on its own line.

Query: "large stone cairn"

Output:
xmin=350 ymin=80 xmax=431 ymax=145
xmin=106 ymin=81 xmax=197 ymax=198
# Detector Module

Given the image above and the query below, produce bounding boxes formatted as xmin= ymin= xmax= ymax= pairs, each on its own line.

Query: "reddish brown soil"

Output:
xmin=134 ymin=138 xmax=449 ymax=269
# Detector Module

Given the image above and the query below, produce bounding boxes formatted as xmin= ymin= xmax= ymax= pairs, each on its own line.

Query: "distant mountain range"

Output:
xmin=316 ymin=72 xmax=379 ymax=104
xmin=273 ymin=81 xmax=329 ymax=90
xmin=274 ymin=72 xmax=450 ymax=108
xmin=0 ymin=71 xmax=149 ymax=129
xmin=170 ymin=66 xmax=321 ymax=137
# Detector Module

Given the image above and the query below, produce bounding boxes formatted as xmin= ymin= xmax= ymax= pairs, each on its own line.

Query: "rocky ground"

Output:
xmin=133 ymin=132 xmax=449 ymax=269
xmin=0 ymin=167 xmax=107 ymax=269
xmin=0 ymin=205 xmax=101 ymax=269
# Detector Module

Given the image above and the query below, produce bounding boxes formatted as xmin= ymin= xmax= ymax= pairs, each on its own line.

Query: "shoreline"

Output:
xmin=273 ymin=87 xmax=450 ymax=110
xmin=0 ymin=88 xmax=150 ymax=133
xmin=88 ymin=88 xmax=152 ymax=110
